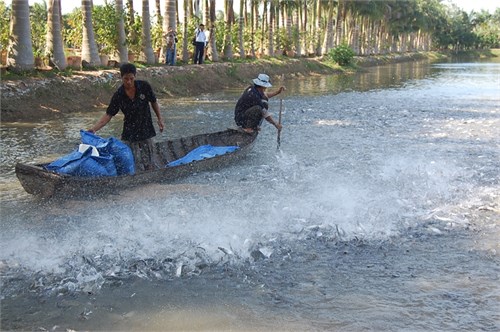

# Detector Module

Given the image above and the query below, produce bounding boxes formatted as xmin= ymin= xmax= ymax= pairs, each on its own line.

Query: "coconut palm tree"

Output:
xmin=258 ymin=0 xmax=267 ymax=56
xmin=283 ymin=1 xmax=293 ymax=56
xmin=294 ymin=0 xmax=302 ymax=57
xmin=209 ymin=0 xmax=219 ymax=61
xmin=295 ymin=0 xmax=308 ymax=56
xmin=351 ymin=0 xmax=389 ymax=55
xmin=116 ymin=0 xmax=129 ymax=63
xmin=160 ymin=0 xmax=176 ymax=63
xmin=7 ymin=0 xmax=34 ymax=71
xmin=81 ymin=0 xmax=101 ymax=67
xmin=266 ymin=0 xmax=276 ymax=57
xmin=155 ymin=0 xmax=162 ymax=56
xmin=203 ymin=0 xmax=209 ymax=25
xmin=248 ymin=0 xmax=257 ymax=58
xmin=181 ymin=0 xmax=189 ymax=62
xmin=141 ymin=0 xmax=155 ymax=64
xmin=45 ymin=0 xmax=67 ymax=70
xmin=386 ymin=1 xmax=419 ymax=52
xmin=127 ymin=0 xmax=135 ymax=26
xmin=321 ymin=0 xmax=335 ymax=55
xmin=126 ymin=0 xmax=138 ymax=56
xmin=335 ymin=0 xmax=346 ymax=48
xmin=316 ymin=0 xmax=324 ymax=55
xmin=155 ymin=0 xmax=162 ymax=21
xmin=223 ymin=0 xmax=235 ymax=60
xmin=238 ymin=0 xmax=245 ymax=58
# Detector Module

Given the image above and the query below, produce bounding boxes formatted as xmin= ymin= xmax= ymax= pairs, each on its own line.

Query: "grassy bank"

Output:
xmin=1 ymin=50 xmax=497 ymax=122
xmin=1 ymin=57 xmax=341 ymax=122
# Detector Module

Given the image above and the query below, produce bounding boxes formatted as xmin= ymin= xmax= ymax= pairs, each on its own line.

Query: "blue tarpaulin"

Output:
xmin=45 ymin=131 xmax=135 ymax=177
xmin=167 ymin=145 xmax=239 ymax=167
xmin=46 ymin=146 xmax=118 ymax=177
xmin=81 ymin=131 xmax=135 ymax=176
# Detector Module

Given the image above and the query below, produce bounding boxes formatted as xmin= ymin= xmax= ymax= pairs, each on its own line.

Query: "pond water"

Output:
xmin=1 ymin=58 xmax=499 ymax=331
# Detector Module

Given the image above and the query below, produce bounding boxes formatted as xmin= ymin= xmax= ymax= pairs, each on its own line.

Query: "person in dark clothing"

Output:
xmin=193 ymin=24 xmax=207 ymax=64
xmin=234 ymin=73 xmax=285 ymax=133
xmin=88 ymin=63 xmax=165 ymax=171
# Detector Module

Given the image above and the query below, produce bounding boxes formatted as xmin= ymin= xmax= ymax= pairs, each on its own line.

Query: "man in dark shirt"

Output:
xmin=234 ymin=73 xmax=285 ymax=133
xmin=88 ymin=63 xmax=165 ymax=171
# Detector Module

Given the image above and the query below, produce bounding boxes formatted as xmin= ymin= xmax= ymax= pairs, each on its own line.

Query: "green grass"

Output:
xmin=490 ymin=48 xmax=500 ymax=56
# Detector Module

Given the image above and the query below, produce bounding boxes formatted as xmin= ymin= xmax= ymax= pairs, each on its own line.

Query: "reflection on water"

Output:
xmin=290 ymin=60 xmax=435 ymax=95
xmin=1 ymin=60 xmax=499 ymax=331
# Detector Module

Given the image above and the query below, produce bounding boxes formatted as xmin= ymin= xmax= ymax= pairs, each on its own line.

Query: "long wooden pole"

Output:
xmin=277 ymin=98 xmax=283 ymax=149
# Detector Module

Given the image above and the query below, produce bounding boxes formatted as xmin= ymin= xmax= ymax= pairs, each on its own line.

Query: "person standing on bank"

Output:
xmin=234 ymin=73 xmax=285 ymax=133
xmin=88 ymin=63 xmax=165 ymax=171
xmin=193 ymin=23 xmax=207 ymax=65
xmin=165 ymin=26 xmax=178 ymax=66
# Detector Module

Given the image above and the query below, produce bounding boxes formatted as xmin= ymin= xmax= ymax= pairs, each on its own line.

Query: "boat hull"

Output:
xmin=16 ymin=129 xmax=258 ymax=198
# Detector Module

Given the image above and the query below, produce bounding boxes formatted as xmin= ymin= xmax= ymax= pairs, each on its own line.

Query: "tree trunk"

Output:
xmin=193 ymin=0 xmax=201 ymax=17
xmin=266 ymin=0 xmax=274 ymax=57
xmin=285 ymin=3 xmax=292 ymax=56
xmin=223 ymin=0 xmax=234 ymax=60
xmin=259 ymin=0 xmax=267 ymax=56
xmin=315 ymin=0 xmax=322 ymax=55
xmin=181 ymin=0 xmax=189 ymax=62
xmin=155 ymin=0 xmax=162 ymax=21
xmin=116 ymin=0 xmax=129 ymax=64
xmin=209 ymin=0 xmax=219 ymax=61
xmin=161 ymin=0 xmax=177 ymax=63
xmin=45 ymin=0 xmax=67 ymax=70
xmin=301 ymin=0 xmax=308 ymax=56
xmin=141 ymin=0 xmax=156 ymax=64
xmin=294 ymin=2 xmax=301 ymax=57
xmin=308 ymin=0 xmax=317 ymax=55
xmin=166 ymin=1 xmax=177 ymax=46
xmin=335 ymin=0 xmax=344 ymax=48
xmin=322 ymin=0 xmax=335 ymax=55
xmin=7 ymin=0 xmax=35 ymax=71
xmin=249 ymin=0 xmax=255 ymax=58
xmin=126 ymin=0 xmax=138 ymax=51
xmin=155 ymin=0 xmax=162 ymax=60
xmin=81 ymin=0 xmax=101 ymax=67
xmin=238 ymin=0 xmax=245 ymax=58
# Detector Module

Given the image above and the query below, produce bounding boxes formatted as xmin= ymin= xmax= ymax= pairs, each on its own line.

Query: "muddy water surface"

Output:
xmin=1 ymin=59 xmax=499 ymax=331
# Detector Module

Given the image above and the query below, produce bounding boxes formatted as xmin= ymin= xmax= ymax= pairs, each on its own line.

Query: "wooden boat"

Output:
xmin=15 ymin=128 xmax=258 ymax=198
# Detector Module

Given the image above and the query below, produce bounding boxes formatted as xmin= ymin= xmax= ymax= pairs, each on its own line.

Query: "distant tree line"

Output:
xmin=1 ymin=0 xmax=499 ymax=72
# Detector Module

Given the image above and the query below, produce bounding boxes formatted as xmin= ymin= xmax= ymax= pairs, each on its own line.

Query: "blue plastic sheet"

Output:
xmin=45 ymin=131 xmax=135 ymax=177
xmin=80 ymin=130 xmax=135 ymax=175
xmin=106 ymin=137 xmax=135 ymax=175
xmin=167 ymin=145 xmax=239 ymax=167
xmin=80 ymin=130 xmax=108 ymax=149
xmin=46 ymin=146 xmax=117 ymax=177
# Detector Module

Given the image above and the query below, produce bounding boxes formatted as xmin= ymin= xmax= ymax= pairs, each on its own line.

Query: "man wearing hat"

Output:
xmin=234 ymin=73 xmax=285 ymax=133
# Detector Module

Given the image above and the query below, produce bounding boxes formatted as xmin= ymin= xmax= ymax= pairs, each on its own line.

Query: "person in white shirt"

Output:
xmin=193 ymin=23 xmax=208 ymax=64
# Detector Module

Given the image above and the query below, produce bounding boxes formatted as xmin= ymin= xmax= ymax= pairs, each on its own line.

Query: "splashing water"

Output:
xmin=1 ymin=60 xmax=499 ymax=330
